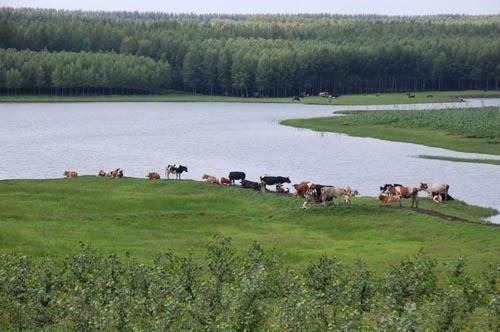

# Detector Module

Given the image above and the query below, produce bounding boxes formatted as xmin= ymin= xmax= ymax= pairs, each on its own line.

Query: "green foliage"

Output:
xmin=1 ymin=8 xmax=500 ymax=96
xmin=347 ymin=107 xmax=500 ymax=139
xmin=1 ymin=241 xmax=498 ymax=330
xmin=283 ymin=107 xmax=500 ymax=154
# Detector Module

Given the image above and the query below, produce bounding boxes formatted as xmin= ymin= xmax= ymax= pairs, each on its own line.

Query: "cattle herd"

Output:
xmin=63 ymin=166 xmax=454 ymax=209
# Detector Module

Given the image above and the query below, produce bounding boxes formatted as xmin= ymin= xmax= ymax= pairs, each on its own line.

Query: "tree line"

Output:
xmin=0 ymin=49 xmax=170 ymax=95
xmin=1 ymin=8 xmax=499 ymax=96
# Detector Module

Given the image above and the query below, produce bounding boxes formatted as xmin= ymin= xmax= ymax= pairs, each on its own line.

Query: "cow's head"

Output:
xmin=284 ymin=177 xmax=291 ymax=183
xmin=419 ymin=183 xmax=428 ymax=191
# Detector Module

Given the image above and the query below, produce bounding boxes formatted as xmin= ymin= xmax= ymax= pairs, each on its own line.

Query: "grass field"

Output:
xmin=418 ymin=155 xmax=500 ymax=166
xmin=282 ymin=107 xmax=500 ymax=155
xmin=0 ymin=90 xmax=498 ymax=105
xmin=0 ymin=177 xmax=498 ymax=274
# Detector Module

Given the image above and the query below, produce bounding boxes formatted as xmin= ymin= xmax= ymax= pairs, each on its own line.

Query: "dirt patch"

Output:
xmin=379 ymin=205 xmax=500 ymax=227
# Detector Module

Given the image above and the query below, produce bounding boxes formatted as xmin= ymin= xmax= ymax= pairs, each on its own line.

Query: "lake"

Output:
xmin=1 ymin=99 xmax=499 ymax=222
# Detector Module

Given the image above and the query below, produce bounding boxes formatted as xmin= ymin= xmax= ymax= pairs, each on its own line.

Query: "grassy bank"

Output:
xmin=282 ymin=107 xmax=500 ymax=155
xmin=0 ymin=177 xmax=497 ymax=273
xmin=0 ymin=90 xmax=498 ymax=104
xmin=419 ymin=155 xmax=500 ymax=166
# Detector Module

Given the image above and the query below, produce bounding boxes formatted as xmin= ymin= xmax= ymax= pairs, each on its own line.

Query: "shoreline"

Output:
xmin=1 ymin=90 xmax=499 ymax=105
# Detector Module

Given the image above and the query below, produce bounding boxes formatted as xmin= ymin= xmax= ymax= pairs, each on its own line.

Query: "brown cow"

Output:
xmin=219 ymin=177 xmax=231 ymax=185
xmin=293 ymin=182 xmax=315 ymax=197
xmin=64 ymin=170 xmax=78 ymax=178
xmin=146 ymin=172 xmax=160 ymax=180
xmin=202 ymin=174 xmax=218 ymax=184
xmin=97 ymin=170 xmax=108 ymax=177
xmin=378 ymin=193 xmax=401 ymax=207
xmin=382 ymin=184 xmax=419 ymax=208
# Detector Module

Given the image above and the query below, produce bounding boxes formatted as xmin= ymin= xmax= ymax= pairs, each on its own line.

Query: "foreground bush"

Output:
xmin=0 ymin=236 xmax=498 ymax=330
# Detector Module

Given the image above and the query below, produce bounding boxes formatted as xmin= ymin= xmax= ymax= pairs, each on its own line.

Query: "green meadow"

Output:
xmin=0 ymin=177 xmax=498 ymax=274
xmin=1 ymin=90 xmax=498 ymax=105
xmin=282 ymin=107 xmax=500 ymax=155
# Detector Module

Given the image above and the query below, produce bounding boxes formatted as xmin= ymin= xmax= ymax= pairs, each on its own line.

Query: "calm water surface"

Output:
xmin=1 ymin=99 xmax=499 ymax=222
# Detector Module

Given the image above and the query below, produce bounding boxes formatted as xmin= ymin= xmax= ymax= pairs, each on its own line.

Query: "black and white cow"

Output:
xmin=260 ymin=176 xmax=292 ymax=192
xmin=165 ymin=164 xmax=188 ymax=180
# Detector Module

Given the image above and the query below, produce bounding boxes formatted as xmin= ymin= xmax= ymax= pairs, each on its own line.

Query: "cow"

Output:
xmin=146 ymin=172 xmax=160 ymax=180
xmin=292 ymin=96 xmax=301 ymax=102
xmin=381 ymin=184 xmax=419 ymax=208
xmin=293 ymin=182 xmax=315 ymax=198
xmin=166 ymin=164 xmax=188 ymax=180
xmin=241 ymin=179 xmax=261 ymax=191
xmin=378 ymin=193 xmax=402 ymax=207
xmin=260 ymin=176 xmax=291 ymax=186
xmin=420 ymin=182 xmax=450 ymax=201
xmin=320 ymin=186 xmax=344 ymax=206
xmin=64 ymin=170 xmax=78 ymax=178
xmin=228 ymin=171 xmax=246 ymax=184
xmin=97 ymin=170 xmax=109 ymax=177
xmin=432 ymin=192 xmax=454 ymax=201
xmin=219 ymin=177 xmax=231 ymax=185
xmin=202 ymin=174 xmax=218 ymax=184
xmin=276 ymin=184 xmax=290 ymax=194
xmin=110 ymin=168 xmax=124 ymax=178
xmin=341 ymin=186 xmax=359 ymax=206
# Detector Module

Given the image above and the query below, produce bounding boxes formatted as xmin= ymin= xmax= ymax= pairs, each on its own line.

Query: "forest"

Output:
xmin=0 ymin=7 xmax=499 ymax=96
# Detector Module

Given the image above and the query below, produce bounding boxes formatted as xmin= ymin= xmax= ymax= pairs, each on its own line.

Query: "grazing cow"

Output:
xmin=228 ymin=171 xmax=246 ymax=184
xmin=146 ymin=172 xmax=160 ymax=180
xmin=378 ymin=193 xmax=402 ymax=207
xmin=202 ymin=174 xmax=218 ymax=184
xmin=407 ymin=93 xmax=416 ymax=98
xmin=166 ymin=164 xmax=188 ymax=180
xmin=381 ymin=184 xmax=419 ymax=208
xmin=320 ymin=186 xmax=345 ymax=206
xmin=241 ymin=179 xmax=261 ymax=191
xmin=219 ymin=177 xmax=231 ymax=185
xmin=64 ymin=170 xmax=78 ymax=178
xmin=420 ymin=182 xmax=450 ymax=201
xmin=293 ymin=182 xmax=315 ymax=198
xmin=292 ymin=96 xmax=301 ymax=102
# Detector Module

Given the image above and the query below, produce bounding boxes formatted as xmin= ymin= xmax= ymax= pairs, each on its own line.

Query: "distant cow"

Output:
xmin=202 ymin=174 xmax=218 ymax=184
xmin=381 ymin=184 xmax=419 ymax=208
xmin=420 ymin=182 xmax=450 ymax=201
xmin=241 ymin=179 xmax=261 ymax=191
xmin=432 ymin=192 xmax=454 ymax=201
xmin=293 ymin=182 xmax=315 ymax=198
xmin=341 ymin=185 xmax=359 ymax=206
xmin=260 ymin=176 xmax=291 ymax=186
xmin=64 ymin=170 xmax=78 ymax=178
xmin=219 ymin=177 xmax=231 ymax=185
xmin=166 ymin=164 xmax=188 ymax=180
xmin=228 ymin=171 xmax=246 ymax=184
xmin=320 ymin=186 xmax=345 ymax=206
xmin=146 ymin=172 xmax=160 ymax=180
xmin=378 ymin=193 xmax=401 ymax=207
xmin=110 ymin=168 xmax=123 ymax=178
xmin=97 ymin=170 xmax=109 ymax=177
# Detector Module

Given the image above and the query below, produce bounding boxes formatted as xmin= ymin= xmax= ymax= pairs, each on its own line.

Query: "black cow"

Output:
xmin=228 ymin=171 xmax=246 ymax=184
xmin=241 ymin=179 xmax=261 ymax=191
xmin=260 ymin=176 xmax=291 ymax=186
xmin=166 ymin=164 xmax=188 ymax=180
